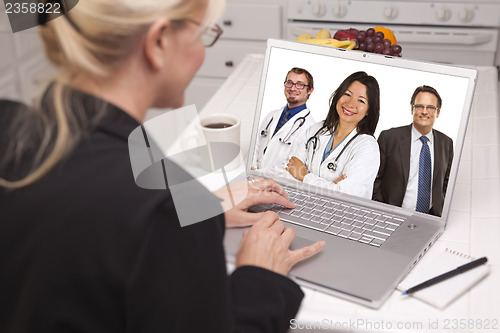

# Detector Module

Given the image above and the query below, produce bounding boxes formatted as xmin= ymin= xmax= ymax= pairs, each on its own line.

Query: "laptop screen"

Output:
xmin=249 ymin=39 xmax=477 ymax=220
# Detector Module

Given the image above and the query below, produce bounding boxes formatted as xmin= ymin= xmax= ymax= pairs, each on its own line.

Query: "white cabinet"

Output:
xmin=18 ymin=54 xmax=56 ymax=104
xmin=184 ymin=0 xmax=285 ymax=111
xmin=0 ymin=30 xmax=16 ymax=70
xmin=218 ymin=3 xmax=281 ymax=40
xmin=0 ymin=1 xmax=285 ymax=114
xmin=0 ymin=9 xmax=56 ymax=105
xmin=198 ymin=40 xmax=269 ymax=78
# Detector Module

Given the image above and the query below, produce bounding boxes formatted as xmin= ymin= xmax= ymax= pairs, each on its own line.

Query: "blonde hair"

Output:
xmin=0 ymin=0 xmax=225 ymax=189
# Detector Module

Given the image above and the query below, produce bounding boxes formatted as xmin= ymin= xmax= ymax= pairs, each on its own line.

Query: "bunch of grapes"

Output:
xmin=356 ymin=28 xmax=402 ymax=57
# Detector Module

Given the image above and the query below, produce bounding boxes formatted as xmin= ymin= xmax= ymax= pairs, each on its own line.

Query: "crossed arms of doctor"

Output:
xmin=285 ymin=156 xmax=346 ymax=183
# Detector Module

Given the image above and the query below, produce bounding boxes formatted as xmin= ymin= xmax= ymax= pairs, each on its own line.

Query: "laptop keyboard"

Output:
xmin=253 ymin=185 xmax=406 ymax=247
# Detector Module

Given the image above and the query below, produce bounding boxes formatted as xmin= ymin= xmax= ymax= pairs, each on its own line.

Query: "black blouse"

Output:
xmin=0 ymin=93 xmax=304 ymax=333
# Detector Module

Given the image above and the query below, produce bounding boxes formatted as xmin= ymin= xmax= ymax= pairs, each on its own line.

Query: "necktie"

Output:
xmin=273 ymin=108 xmax=290 ymax=136
xmin=416 ymin=136 xmax=431 ymax=213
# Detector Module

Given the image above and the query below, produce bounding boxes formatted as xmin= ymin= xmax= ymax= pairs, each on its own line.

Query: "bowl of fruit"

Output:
xmin=295 ymin=26 xmax=402 ymax=57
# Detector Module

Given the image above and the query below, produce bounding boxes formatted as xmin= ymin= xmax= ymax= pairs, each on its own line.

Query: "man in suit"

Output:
xmin=373 ymin=85 xmax=453 ymax=217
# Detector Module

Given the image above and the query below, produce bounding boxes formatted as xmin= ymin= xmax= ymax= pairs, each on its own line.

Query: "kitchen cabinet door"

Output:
xmin=198 ymin=40 xmax=267 ymax=78
xmin=220 ymin=3 xmax=282 ymax=40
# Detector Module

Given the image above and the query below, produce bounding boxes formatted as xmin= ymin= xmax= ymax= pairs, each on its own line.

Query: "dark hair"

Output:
xmin=323 ymin=71 xmax=380 ymax=136
xmin=286 ymin=67 xmax=314 ymax=92
xmin=410 ymin=85 xmax=442 ymax=109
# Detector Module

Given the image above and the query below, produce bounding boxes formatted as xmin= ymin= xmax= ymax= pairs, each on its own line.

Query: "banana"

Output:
xmin=296 ymin=33 xmax=313 ymax=42
xmin=345 ymin=40 xmax=357 ymax=50
xmin=314 ymin=28 xmax=331 ymax=39
xmin=299 ymin=38 xmax=357 ymax=50
xmin=295 ymin=28 xmax=357 ymax=50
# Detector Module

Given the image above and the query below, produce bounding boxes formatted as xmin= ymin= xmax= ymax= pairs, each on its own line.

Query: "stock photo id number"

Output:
xmin=3 ymin=0 xmax=79 ymax=32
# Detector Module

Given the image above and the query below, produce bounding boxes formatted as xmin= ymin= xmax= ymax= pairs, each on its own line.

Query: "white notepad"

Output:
xmin=397 ymin=248 xmax=490 ymax=309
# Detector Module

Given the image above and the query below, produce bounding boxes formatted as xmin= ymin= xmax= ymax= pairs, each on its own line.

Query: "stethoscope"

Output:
xmin=260 ymin=110 xmax=310 ymax=145
xmin=307 ymin=130 xmax=360 ymax=172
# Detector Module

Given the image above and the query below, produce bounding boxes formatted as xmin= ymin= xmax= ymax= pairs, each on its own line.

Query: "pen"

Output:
xmin=402 ymin=256 xmax=488 ymax=295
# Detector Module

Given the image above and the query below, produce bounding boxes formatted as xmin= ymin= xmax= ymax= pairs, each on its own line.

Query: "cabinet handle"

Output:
xmin=225 ymin=61 xmax=234 ymax=67
xmin=223 ymin=20 xmax=232 ymax=26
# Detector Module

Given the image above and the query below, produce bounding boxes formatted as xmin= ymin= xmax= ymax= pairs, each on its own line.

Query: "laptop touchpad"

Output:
xmin=290 ymin=236 xmax=316 ymax=250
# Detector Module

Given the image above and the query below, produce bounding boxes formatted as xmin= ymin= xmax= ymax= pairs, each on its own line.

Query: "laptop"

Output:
xmin=223 ymin=39 xmax=478 ymax=309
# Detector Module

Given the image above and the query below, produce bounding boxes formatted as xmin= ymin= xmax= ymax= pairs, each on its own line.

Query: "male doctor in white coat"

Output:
xmin=252 ymin=67 xmax=316 ymax=171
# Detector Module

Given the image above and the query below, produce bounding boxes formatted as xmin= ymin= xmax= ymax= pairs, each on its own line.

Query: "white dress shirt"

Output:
xmin=402 ymin=125 xmax=434 ymax=211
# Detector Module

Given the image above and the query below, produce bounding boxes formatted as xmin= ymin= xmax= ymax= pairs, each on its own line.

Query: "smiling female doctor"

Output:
xmin=286 ymin=71 xmax=381 ymax=199
xmin=252 ymin=67 xmax=316 ymax=170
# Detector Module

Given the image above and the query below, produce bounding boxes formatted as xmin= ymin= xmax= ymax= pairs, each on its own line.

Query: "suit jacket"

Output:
xmin=372 ymin=124 xmax=453 ymax=217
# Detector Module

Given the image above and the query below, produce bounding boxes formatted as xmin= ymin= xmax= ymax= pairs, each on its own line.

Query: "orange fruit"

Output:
xmin=374 ymin=26 xmax=397 ymax=45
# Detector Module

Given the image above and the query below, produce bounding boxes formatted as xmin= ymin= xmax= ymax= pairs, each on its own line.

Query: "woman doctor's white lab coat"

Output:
xmin=252 ymin=107 xmax=315 ymax=170
xmin=290 ymin=122 xmax=380 ymax=199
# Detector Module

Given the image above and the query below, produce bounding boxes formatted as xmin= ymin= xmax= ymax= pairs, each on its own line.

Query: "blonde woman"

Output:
xmin=0 ymin=1 xmax=323 ymax=332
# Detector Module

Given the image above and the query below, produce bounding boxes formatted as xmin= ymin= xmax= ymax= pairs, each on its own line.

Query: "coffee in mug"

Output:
xmin=204 ymin=122 xmax=233 ymax=129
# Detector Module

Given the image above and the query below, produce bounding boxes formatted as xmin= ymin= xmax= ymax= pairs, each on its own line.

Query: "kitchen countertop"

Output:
xmin=202 ymin=54 xmax=500 ymax=332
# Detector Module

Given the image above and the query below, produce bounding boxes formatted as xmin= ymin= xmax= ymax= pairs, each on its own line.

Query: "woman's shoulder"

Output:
xmin=357 ymin=133 xmax=377 ymax=140
xmin=355 ymin=133 xmax=379 ymax=148
xmin=306 ymin=121 xmax=326 ymax=134
xmin=0 ymin=100 xmax=29 ymax=121
xmin=0 ymin=99 xmax=27 ymax=108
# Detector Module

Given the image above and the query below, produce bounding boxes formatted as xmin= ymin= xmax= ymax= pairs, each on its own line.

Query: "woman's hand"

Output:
xmin=221 ymin=178 xmax=296 ymax=228
xmin=286 ymin=156 xmax=309 ymax=181
xmin=236 ymin=211 xmax=325 ymax=276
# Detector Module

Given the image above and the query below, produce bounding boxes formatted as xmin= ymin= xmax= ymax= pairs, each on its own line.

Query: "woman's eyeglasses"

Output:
xmin=183 ymin=19 xmax=223 ymax=48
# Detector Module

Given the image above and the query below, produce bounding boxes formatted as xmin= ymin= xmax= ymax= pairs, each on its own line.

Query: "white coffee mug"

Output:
xmin=198 ymin=113 xmax=241 ymax=172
